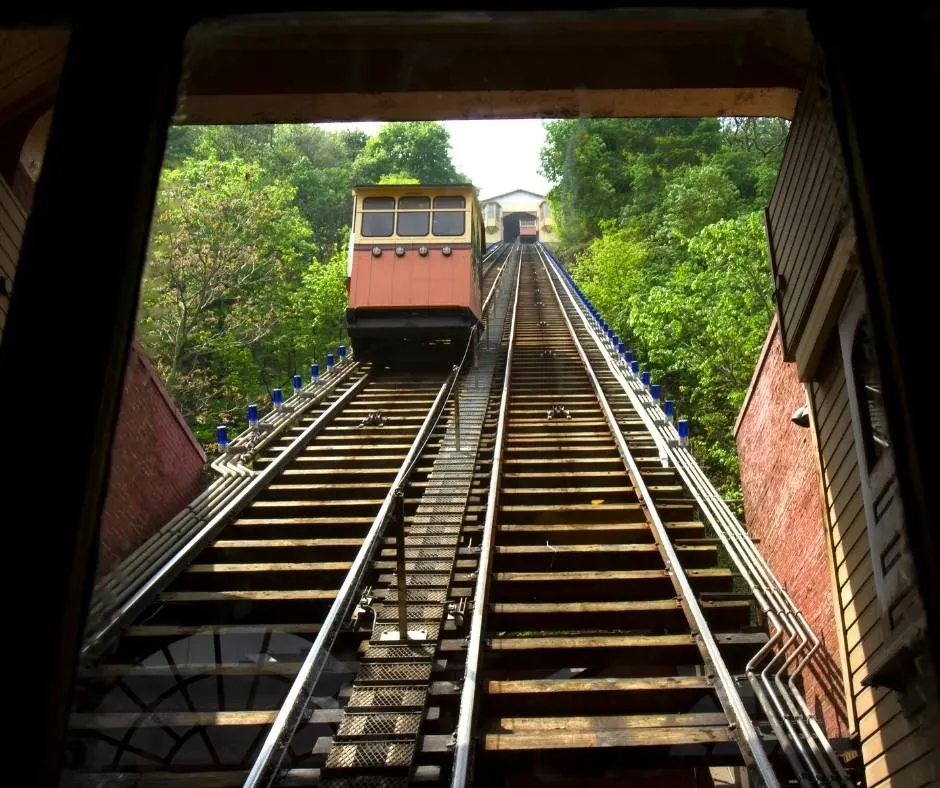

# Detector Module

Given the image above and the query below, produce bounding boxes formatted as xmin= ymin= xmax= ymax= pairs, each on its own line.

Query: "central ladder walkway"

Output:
xmin=321 ymin=253 xmax=519 ymax=786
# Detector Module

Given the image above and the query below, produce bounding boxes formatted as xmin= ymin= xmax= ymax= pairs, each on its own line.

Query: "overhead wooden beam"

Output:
xmin=174 ymin=9 xmax=811 ymax=123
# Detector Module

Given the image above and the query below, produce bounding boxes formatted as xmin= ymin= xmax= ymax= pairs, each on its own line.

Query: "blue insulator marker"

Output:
xmin=293 ymin=374 xmax=302 ymax=394
xmin=641 ymin=371 xmax=651 ymax=387
xmin=624 ymin=350 xmax=633 ymax=364
xmin=247 ymin=403 xmax=259 ymax=429
xmin=677 ymin=419 xmax=690 ymax=447
xmin=216 ymin=425 xmax=229 ymax=451
xmin=339 ymin=345 xmax=347 ymax=361
xmin=272 ymin=388 xmax=283 ymax=409
xmin=311 ymin=363 xmax=319 ymax=383
xmin=327 ymin=353 xmax=335 ymax=371
xmin=617 ymin=342 xmax=625 ymax=355
xmin=612 ymin=335 xmax=619 ymax=347
xmin=631 ymin=360 xmax=640 ymax=374
xmin=664 ymin=400 xmax=675 ymax=419
xmin=650 ymin=383 xmax=661 ymax=401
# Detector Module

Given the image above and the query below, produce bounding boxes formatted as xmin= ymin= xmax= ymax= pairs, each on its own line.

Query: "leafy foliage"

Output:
xmin=139 ymin=121 xmax=465 ymax=446
xmin=352 ymin=122 xmax=468 ymax=185
xmin=545 ymin=117 xmax=788 ymax=494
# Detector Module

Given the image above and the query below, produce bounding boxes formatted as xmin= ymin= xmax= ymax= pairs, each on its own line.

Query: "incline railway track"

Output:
xmin=454 ymin=244 xmax=773 ymax=787
xmin=62 ymin=243 xmax=516 ymax=787
xmin=62 ymin=239 xmax=847 ymax=788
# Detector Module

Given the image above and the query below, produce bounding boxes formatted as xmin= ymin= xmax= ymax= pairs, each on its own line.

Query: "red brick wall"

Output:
xmin=735 ymin=319 xmax=849 ymax=738
xmin=97 ymin=342 xmax=206 ymax=578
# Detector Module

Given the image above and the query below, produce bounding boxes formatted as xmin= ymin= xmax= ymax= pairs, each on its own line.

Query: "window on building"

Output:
xmin=361 ymin=196 xmax=395 ymax=237
xmin=396 ymin=196 xmax=430 ymax=236
xmin=432 ymin=196 xmax=466 ymax=236
xmin=851 ymin=316 xmax=890 ymax=471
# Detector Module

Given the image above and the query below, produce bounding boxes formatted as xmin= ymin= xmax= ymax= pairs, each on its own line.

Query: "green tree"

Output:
xmin=353 ymin=122 xmax=467 ymax=184
xmin=552 ymin=117 xmax=786 ymax=495
xmin=628 ymin=213 xmax=774 ymax=488
xmin=137 ymin=154 xmax=315 ymax=442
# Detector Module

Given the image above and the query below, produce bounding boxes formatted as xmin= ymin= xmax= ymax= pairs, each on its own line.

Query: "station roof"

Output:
xmin=482 ymin=189 xmax=547 ymax=203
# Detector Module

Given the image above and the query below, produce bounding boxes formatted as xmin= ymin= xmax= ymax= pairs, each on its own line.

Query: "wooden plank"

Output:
xmin=233 ymin=516 xmax=372 ymax=526
xmin=492 ymin=712 xmax=728 ymax=732
xmin=60 ymin=767 xmax=442 ymax=787
xmin=487 ymin=599 xmax=750 ymax=631
xmin=484 ymin=725 xmax=733 ymax=751
xmin=71 ymin=710 xmax=279 ymax=728
xmin=122 ymin=623 xmax=322 ymax=637
xmin=80 ymin=661 xmax=303 ymax=677
xmin=494 ymin=568 xmax=731 ymax=583
xmin=211 ymin=538 xmax=362 ymax=549
xmin=487 ymin=633 xmax=765 ymax=651
xmin=186 ymin=561 xmax=352 ymax=573
xmin=487 ymin=676 xmax=712 ymax=696
xmin=250 ymin=499 xmax=384 ymax=508
xmin=158 ymin=589 xmax=337 ymax=602
xmin=863 ymin=725 xmax=939 ymax=787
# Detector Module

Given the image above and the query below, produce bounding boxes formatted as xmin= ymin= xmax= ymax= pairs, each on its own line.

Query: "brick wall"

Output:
xmin=735 ymin=318 xmax=849 ymax=738
xmin=97 ymin=342 xmax=206 ymax=578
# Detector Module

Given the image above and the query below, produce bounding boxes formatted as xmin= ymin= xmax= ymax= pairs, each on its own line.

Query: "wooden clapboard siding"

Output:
xmin=767 ymin=67 xmax=848 ymax=362
xmin=0 ymin=175 xmax=26 ymax=343
xmin=811 ymin=336 xmax=939 ymax=786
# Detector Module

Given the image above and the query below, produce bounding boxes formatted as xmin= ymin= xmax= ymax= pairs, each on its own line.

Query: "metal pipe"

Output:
xmin=82 ymin=372 xmax=370 ymax=660
xmin=535 ymin=244 xmax=781 ymax=786
xmin=84 ymin=360 xmax=362 ymax=641
xmin=244 ymin=365 xmax=461 ymax=788
xmin=540 ymin=243 xmax=851 ymax=786
xmin=544 ymin=246 xmax=816 ymax=770
xmin=451 ymin=241 xmax=523 ymax=788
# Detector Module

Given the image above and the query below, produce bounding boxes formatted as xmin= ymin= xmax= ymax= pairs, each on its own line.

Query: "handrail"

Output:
xmin=533 ymin=243 xmax=781 ymax=786
xmin=82 ymin=372 xmax=370 ymax=660
xmin=85 ymin=359 xmax=363 ymax=636
xmin=451 ymin=242 xmax=523 ymax=788
xmin=243 ymin=364 xmax=463 ymax=788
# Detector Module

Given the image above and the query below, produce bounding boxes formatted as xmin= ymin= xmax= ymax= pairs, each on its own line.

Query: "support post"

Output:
xmin=394 ymin=489 xmax=408 ymax=640
xmin=0 ymin=18 xmax=186 ymax=784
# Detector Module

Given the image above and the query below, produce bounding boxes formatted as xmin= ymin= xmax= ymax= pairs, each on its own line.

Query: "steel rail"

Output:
xmin=84 ymin=360 xmax=363 ymax=636
xmin=543 ymin=243 xmax=850 ymax=786
xmin=226 ymin=360 xmax=363 ymax=458
xmin=451 ymin=242 xmax=523 ymax=788
xmin=81 ymin=371 xmax=371 ymax=661
xmin=540 ymin=243 xmax=852 ymax=786
xmin=533 ymin=243 xmax=781 ymax=787
xmin=244 ymin=365 xmax=463 ymax=788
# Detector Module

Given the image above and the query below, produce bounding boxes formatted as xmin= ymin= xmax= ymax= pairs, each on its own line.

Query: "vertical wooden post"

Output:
xmin=810 ymin=7 xmax=940 ymax=690
xmin=0 ymin=17 xmax=186 ymax=783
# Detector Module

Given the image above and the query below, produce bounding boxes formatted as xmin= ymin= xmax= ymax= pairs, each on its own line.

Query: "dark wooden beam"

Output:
xmin=0 ymin=18 xmax=185 ymax=785
xmin=175 ymin=9 xmax=811 ymax=123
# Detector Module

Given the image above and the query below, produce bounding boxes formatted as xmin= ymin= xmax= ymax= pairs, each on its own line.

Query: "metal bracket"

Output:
xmin=350 ymin=587 xmax=375 ymax=627
xmin=447 ymin=598 xmax=468 ymax=629
xmin=359 ymin=410 xmax=386 ymax=427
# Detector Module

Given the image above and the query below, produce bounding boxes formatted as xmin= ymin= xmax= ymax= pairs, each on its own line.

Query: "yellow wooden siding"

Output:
xmin=811 ymin=337 xmax=938 ymax=786
xmin=767 ymin=69 xmax=849 ymax=361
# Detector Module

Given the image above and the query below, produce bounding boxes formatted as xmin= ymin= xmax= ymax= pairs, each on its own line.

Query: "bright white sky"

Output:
xmin=317 ymin=119 xmax=553 ymax=200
